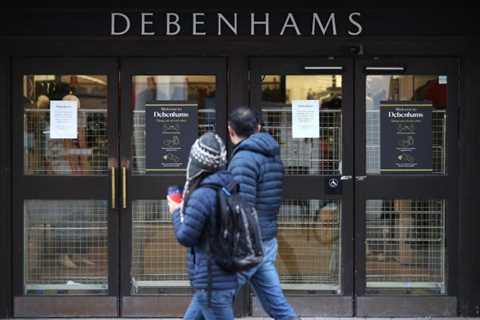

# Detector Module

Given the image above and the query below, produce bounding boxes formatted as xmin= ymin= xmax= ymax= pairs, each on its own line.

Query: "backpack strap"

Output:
xmin=202 ymin=183 xmax=234 ymax=197
xmin=201 ymin=183 xmax=221 ymax=191
xmin=203 ymin=182 xmax=239 ymax=194
xmin=225 ymin=180 xmax=240 ymax=193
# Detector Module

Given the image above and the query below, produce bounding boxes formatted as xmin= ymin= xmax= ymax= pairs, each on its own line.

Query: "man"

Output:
xmin=227 ymin=107 xmax=298 ymax=320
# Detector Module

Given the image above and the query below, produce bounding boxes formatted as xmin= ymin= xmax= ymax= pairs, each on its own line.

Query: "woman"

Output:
xmin=168 ymin=132 xmax=236 ymax=319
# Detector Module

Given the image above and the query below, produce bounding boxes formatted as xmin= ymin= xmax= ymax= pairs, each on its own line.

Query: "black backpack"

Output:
xmin=204 ymin=181 xmax=264 ymax=273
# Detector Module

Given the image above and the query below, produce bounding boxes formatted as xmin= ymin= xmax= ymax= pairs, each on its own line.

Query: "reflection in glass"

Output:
xmin=366 ymin=75 xmax=447 ymax=174
xmin=276 ymin=200 xmax=341 ymax=293
xmin=131 ymin=200 xmax=188 ymax=294
xmin=131 ymin=75 xmax=216 ymax=175
xmin=24 ymin=200 xmax=108 ymax=295
xmin=23 ymin=75 xmax=108 ymax=176
xmin=261 ymin=75 xmax=342 ymax=175
xmin=366 ymin=199 xmax=446 ymax=294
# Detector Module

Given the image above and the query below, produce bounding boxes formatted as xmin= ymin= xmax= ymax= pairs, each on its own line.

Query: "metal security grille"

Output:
xmin=366 ymin=109 xmax=381 ymax=173
xmin=432 ymin=111 xmax=448 ymax=172
xmin=131 ymin=200 xmax=188 ymax=294
xmin=24 ymin=109 xmax=109 ymax=175
xmin=132 ymin=109 xmax=216 ymax=175
xmin=365 ymin=199 xmax=446 ymax=294
xmin=262 ymin=109 xmax=342 ymax=176
xmin=366 ymin=110 xmax=447 ymax=174
xmin=276 ymin=200 xmax=341 ymax=292
xmin=24 ymin=200 xmax=108 ymax=295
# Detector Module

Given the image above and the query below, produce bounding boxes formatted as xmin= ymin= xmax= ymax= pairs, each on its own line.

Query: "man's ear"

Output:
xmin=228 ymin=125 xmax=235 ymax=137
xmin=256 ymin=124 xmax=262 ymax=132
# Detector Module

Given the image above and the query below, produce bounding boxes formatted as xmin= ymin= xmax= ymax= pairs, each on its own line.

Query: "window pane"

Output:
xmin=131 ymin=75 xmax=216 ymax=175
xmin=366 ymin=199 xmax=446 ymax=294
xmin=366 ymin=75 xmax=447 ymax=174
xmin=23 ymin=75 xmax=108 ymax=176
xmin=261 ymin=75 xmax=343 ymax=175
xmin=131 ymin=199 xmax=342 ymax=294
xmin=24 ymin=200 xmax=108 ymax=295
xmin=131 ymin=200 xmax=189 ymax=294
xmin=276 ymin=199 xmax=341 ymax=293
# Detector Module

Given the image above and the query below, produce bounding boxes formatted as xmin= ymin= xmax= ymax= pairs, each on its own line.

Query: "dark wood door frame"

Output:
xmin=249 ymin=57 xmax=355 ymax=317
xmin=5 ymin=55 xmax=462 ymax=318
xmin=11 ymin=58 xmax=120 ymax=317
xmin=0 ymin=56 xmax=12 ymax=318
xmin=354 ymin=57 xmax=459 ymax=317
xmin=119 ymin=57 xmax=228 ymax=317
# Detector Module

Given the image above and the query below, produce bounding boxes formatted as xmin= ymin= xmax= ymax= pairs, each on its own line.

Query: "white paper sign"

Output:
xmin=50 ymin=100 xmax=78 ymax=139
xmin=292 ymin=100 xmax=320 ymax=138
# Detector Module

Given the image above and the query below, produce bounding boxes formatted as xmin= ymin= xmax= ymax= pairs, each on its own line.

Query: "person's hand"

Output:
xmin=167 ymin=197 xmax=182 ymax=214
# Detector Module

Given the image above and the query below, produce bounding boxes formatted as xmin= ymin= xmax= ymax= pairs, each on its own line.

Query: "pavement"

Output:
xmin=12 ymin=317 xmax=479 ymax=319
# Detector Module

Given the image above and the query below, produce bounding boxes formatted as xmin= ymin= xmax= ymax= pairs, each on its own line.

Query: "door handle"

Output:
xmin=304 ymin=66 xmax=344 ymax=71
xmin=111 ymin=167 xmax=116 ymax=209
xmin=364 ymin=66 xmax=405 ymax=72
xmin=108 ymin=158 xmax=118 ymax=209
xmin=122 ymin=166 xmax=127 ymax=209
xmin=340 ymin=175 xmax=367 ymax=181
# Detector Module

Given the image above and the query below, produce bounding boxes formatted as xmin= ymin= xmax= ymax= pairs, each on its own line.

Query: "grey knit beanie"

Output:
xmin=186 ymin=132 xmax=227 ymax=181
xmin=179 ymin=132 xmax=227 ymax=223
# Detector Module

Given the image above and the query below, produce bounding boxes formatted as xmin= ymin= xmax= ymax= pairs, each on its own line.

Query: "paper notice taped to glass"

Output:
xmin=291 ymin=100 xmax=320 ymax=138
xmin=50 ymin=100 xmax=78 ymax=139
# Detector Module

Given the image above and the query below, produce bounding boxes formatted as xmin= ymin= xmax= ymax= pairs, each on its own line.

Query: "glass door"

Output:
xmin=354 ymin=58 xmax=459 ymax=316
xmin=12 ymin=58 xmax=119 ymax=317
xmin=249 ymin=57 xmax=355 ymax=317
xmin=119 ymin=58 xmax=227 ymax=317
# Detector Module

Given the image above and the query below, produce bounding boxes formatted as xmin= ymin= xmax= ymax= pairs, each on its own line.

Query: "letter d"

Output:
xmin=111 ymin=12 xmax=131 ymax=35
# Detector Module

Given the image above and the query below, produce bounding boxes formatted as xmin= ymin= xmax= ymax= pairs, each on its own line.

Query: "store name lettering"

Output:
xmin=154 ymin=111 xmax=189 ymax=118
xmin=110 ymin=12 xmax=363 ymax=36
xmin=388 ymin=111 xmax=424 ymax=118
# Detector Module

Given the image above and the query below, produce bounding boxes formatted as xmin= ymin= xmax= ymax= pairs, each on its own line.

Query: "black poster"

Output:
xmin=380 ymin=102 xmax=432 ymax=173
xmin=145 ymin=101 xmax=198 ymax=173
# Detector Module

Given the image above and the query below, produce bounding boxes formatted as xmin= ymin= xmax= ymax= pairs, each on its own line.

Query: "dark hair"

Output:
xmin=228 ymin=107 xmax=258 ymax=138
xmin=255 ymin=110 xmax=264 ymax=129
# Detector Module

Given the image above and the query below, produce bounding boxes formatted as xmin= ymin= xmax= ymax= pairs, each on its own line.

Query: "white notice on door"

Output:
xmin=292 ymin=100 xmax=320 ymax=138
xmin=50 ymin=100 xmax=78 ymax=139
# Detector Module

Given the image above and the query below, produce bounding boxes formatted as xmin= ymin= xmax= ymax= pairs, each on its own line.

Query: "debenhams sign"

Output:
xmin=111 ymin=12 xmax=363 ymax=36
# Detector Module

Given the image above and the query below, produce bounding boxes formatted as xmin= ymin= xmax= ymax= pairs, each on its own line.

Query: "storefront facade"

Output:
xmin=0 ymin=7 xmax=480 ymax=318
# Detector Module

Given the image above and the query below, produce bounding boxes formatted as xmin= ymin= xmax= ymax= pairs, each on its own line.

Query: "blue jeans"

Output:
xmin=184 ymin=238 xmax=298 ymax=320
xmin=183 ymin=288 xmax=235 ymax=320
xmin=238 ymin=238 xmax=298 ymax=320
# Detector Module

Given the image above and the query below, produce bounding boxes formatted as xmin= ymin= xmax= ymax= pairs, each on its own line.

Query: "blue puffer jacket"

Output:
xmin=172 ymin=170 xmax=237 ymax=290
xmin=228 ymin=132 xmax=284 ymax=241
